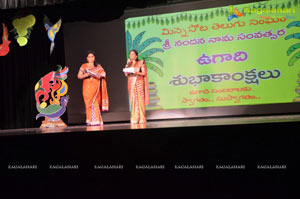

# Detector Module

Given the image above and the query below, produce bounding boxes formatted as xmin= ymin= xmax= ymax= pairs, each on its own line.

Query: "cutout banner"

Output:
xmin=125 ymin=0 xmax=300 ymax=110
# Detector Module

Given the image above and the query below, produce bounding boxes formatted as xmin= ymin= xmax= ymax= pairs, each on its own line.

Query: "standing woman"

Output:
xmin=124 ymin=50 xmax=150 ymax=124
xmin=77 ymin=50 xmax=109 ymax=125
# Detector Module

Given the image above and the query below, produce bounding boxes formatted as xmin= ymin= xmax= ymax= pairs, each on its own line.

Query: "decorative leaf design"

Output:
xmin=216 ymin=9 xmax=220 ymax=17
xmin=145 ymin=57 xmax=164 ymax=67
xmin=137 ymin=37 xmax=162 ymax=53
xmin=171 ymin=17 xmax=175 ymax=24
xmin=139 ymin=48 xmax=164 ymax=59
xmin=285 ymin=33 xmax=300 ymax=40
xmin=287 ymin=43 xmax=300 ymax=56
xmin=125 ymin=31 xmax=165 ymax=77
xmin=194 ymin=15 xmax=198 ymax=22
xmin=126 ymin=30 xmax=132 ymax=54
xmin=225 ymin=10 xmax=229 ymax=17
xmin=132 ymin=31 xmax=146 ymax=50
xmin=200 ymin=14 xmax=203 ymax=21
xmin=205 ymin=13 xmax=209 ymax=21
xmin=287 ymin=21 xmax=300 ymax=28
xmin=288 ymin=50 xmax=300 ymax=66
xmin=282 ymin=3 xmax=286 ymax=9
xmin=220 ymin=9 xmax=225 ymax=16
xmin=180 ymin=14 xmax=184 ymax=21
xmin=294 ymin=0 xmax=298 ymax=7
xmin=146 ymin=62 xmax=163 ymax=77
xmin=286 ymin=21 xmax=300 ymax=66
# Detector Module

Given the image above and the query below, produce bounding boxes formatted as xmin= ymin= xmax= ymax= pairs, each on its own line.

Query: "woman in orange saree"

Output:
xmin=124 ymin=50 xmax=150 ymax=124
xmin=77 ymin=51 xmax=109 ymax=126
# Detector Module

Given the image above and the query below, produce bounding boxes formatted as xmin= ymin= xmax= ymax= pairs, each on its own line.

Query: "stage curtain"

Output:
xmin=0 ymin=0 xmax=159 ymax=129
xmin=0 ymin=0 xmax=76 ymax=9
xmin=0 ymin=9 xmax=65 ymax=129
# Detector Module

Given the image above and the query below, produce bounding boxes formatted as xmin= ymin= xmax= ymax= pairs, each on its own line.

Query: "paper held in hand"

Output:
xmin=87 ymin=70 xmax=98 ymax=77
xmin=123 ymin=67 xmax=135 ymax=73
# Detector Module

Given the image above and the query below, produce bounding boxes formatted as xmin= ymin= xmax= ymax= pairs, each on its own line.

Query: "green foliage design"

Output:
xmin=285 ymin=21 xmax=300 ymax=66
xmin=126 ymin=30 xmax=164 ymax=77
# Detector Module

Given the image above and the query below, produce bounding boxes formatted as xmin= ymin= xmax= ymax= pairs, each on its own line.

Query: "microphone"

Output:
xmin=126 ymin=59 xmax=132 ymax=66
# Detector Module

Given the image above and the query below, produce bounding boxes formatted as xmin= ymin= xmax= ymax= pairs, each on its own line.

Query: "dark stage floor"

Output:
xmin=0 ymin=114 xmax=297 ymax=196
xmin=1 ymin=114 xmax=300 ymax=136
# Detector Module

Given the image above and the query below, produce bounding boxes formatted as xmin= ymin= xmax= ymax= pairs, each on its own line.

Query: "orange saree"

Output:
xmin=80 ymin=63 xmax=109 ymax=125
xmin=127 ymin=60 xmax=150 ymax=124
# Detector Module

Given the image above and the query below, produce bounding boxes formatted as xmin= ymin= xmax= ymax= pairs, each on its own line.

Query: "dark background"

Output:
xmin=2 ymin=0 xmax=299 ymax=129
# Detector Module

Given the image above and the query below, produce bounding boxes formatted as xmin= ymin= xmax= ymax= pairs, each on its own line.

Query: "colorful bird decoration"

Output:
xmin=44 ymin=15 xmax=62 ymax=54
xmin=0 ymin=23 xmax=11 ymax=56
xmin=35 ymin=65 xmax=69 ymax=128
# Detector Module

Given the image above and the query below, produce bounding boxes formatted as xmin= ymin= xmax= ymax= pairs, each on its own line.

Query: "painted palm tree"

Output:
xmin=126 ymin=30 xmax=164 ymax=77
xmin=285 ymin=21 xmax=300 ymax=102
xmin=126 ymin=30 xmax=164 ymax=110
xmin=285 ymin=21 xmax=300 ymax=66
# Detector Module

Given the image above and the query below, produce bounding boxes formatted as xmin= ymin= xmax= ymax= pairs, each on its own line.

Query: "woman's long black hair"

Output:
xmin=87 ymin=50 xmax=98 ymax=66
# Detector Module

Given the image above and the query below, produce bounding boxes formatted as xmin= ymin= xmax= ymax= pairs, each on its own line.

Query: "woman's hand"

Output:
xmin=136 ymin=62 xmax=146 ymax=76
xmin=83 ymin=72 xmax=90 ymax=78
xmin=78 ymin=70 xmax=89 ymax=79
xmin=134 ymin=67 xmax=139 ymax=74
xmin=100 ymin=72 xmax=106 ymax=78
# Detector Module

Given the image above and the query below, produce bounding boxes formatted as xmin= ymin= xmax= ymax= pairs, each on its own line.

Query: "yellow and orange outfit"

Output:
xmin=126 ymin=60 xmax=150 ymax=124
xmin=80 ymin=63 xmax=109 ymax=125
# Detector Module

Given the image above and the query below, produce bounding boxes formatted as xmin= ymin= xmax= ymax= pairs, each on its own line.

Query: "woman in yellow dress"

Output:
xmin=124 ymin=50 xmax=150 ymax=124
xmin=77 ymin=51 xmax=109 ymax=125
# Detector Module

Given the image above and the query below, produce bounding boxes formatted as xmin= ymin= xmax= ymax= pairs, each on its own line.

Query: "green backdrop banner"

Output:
xmin=125 ymin=0 xmax=300 ymax=110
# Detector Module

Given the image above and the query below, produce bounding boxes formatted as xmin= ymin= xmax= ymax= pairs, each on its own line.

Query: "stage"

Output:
xmin=1 ymin=114 xmax=300 ymax=136
xmin=0 ymin=114 xmax=297 ymax=196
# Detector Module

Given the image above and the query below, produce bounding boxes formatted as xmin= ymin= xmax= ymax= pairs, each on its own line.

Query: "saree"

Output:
xmin=127 ymin=60 xmax=150 ymax=124
xmin=80 ymin=63 xmax=109 ymax=125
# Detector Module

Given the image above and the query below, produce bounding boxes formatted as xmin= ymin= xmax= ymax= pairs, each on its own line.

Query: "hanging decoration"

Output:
xmin=11 ymin=14 xmax=36 ymax=46
xmin=0 ymin=23 xmax=11 ymax=56
xmin=125 ymin=1 xmax=299 ymax=29
xmin=43 ymin=15 xmax=62 ymax=54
